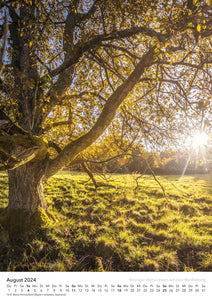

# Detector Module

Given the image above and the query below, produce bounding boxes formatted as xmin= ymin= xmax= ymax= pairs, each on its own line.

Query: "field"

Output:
xmin=0 ymin=171 xmax=212 ymax=271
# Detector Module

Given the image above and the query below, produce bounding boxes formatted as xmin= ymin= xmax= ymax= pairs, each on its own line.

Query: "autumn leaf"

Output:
xmin=197 ymin=24 xmax=201 ymax=32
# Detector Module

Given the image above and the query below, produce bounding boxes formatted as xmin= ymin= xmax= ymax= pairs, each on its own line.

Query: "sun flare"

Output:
xmin=191 ymin=132 xmax=209 ymax=149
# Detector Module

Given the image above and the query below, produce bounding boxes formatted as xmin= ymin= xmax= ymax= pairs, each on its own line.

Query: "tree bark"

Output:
xmin=8 ymin=162 xmax=47 ymax=214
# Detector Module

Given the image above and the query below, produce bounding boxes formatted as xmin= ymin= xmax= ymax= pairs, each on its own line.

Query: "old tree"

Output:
xmin=1 ymin=0 xmax=212 ymax=228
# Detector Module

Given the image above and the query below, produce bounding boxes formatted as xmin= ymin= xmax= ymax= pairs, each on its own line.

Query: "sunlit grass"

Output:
xmin=0 ymin=171 xmax=212 ymax=271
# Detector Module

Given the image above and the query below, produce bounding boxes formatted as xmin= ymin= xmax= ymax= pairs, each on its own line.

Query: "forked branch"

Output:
xmin=46 ymin=47 xmax=156 ymax=178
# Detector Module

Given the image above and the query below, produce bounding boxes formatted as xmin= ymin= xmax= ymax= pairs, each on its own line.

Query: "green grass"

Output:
xmin=0 ymin=171 xmax=212 ymax=271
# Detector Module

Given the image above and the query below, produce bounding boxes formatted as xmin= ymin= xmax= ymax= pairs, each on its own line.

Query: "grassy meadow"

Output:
xmin=0 ymin=171 xmax=212 ymax=271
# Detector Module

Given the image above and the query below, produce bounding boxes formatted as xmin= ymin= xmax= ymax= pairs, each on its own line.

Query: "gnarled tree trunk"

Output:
xmin=8 ymin=163 xmax=47 ymax=213
xmin=2 ymin=161 xmax=48 ymax=232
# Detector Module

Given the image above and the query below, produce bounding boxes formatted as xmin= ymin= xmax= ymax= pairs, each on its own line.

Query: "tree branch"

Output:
xmin=46 ymin=47 xmax=156 ymax=178
xmin=81 ymin=162 xmax=98 ymax=189
xmin=0 ymin=146 xmax=40 ymax=171
xmin=43 ymin=120 xmax=72 ymax=132
xmin=0 ymin=12 xmax=8 ymax=77
xmin=70 ymin=153 xmax=129 ymax=165
xmin=76 ymin=0 xmax=101 ymax=23
xmin=102 ymin=43 xmax=141 ymax=60
xmin=44 ymin=26 xmax=167 ymax=79
xmin=0 ymin=78 xmax=11 ymax=94
xmin=0 ymin=0 xmax=13 ymax=9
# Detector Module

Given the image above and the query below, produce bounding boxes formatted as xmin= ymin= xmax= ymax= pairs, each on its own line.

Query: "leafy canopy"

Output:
xmin=0 ymin=0 xmax=212 ymax=174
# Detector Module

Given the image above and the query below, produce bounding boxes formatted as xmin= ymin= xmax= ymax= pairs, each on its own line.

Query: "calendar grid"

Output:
xmin=1 ymin=272 xmax=211 ymax=299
